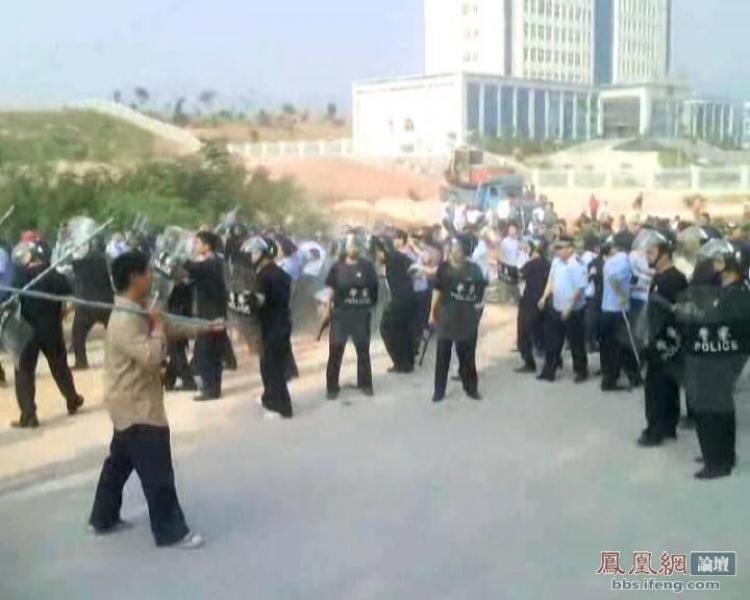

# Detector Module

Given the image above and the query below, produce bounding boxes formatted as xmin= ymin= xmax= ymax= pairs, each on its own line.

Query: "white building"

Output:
xmin=352 ymin=0 xmax=742 ymax=157
xmin=604 ymin=0 xmax=672 ymax=84
xmin=424 ymin=0 xmax=671 ymax=86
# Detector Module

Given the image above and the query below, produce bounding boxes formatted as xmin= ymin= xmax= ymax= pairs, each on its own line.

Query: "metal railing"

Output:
xmin=227 ymin=139 xmax=353 ymax=159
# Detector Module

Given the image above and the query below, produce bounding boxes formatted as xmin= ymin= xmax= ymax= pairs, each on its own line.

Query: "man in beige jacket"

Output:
xmin=88 ymin=251 xmax=223 ymax=549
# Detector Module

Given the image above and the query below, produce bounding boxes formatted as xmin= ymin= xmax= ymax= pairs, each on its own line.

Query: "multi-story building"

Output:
xmin=353 ymin=0 xmax=743 ymax=157
xmin=425 ymin=0 xmax=670 ymax=86
xmin=596 ymin=0 xmax=672 ymax=84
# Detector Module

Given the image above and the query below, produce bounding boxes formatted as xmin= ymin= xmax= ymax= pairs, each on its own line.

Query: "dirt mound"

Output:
xmin=259 ymin=157 xmax=441 ymax=203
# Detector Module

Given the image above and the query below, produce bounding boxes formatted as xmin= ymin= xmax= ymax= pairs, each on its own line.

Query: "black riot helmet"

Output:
xmin=527 ymin=236 xmax=548 ymax=257
xmin=12 ymin=240 xmax=49 ymax=268
xmin=241 ymin=236 xmax=277 ymax=268
xmin=699 ymin=239 xmax=744 ymax=278
xmin=633 ymin=227 xmax=675 ymax=268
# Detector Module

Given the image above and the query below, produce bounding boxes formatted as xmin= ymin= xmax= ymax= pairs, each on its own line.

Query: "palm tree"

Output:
xmin=199 ymin=90 xmax=217 ymax=114
xmin=134 ymin=87 xmax=150 ymax=109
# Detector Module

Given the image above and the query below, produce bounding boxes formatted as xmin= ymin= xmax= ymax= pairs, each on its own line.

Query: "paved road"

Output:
xmin=0 ymin=314 xmax=748 ymax=599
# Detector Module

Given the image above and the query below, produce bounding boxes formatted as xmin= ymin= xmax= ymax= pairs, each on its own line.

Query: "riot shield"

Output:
xmin=0 ymin=303 xmax=34 ymax=367
xmin=226 ymin=256 xmax=260 ymax=345
xmin=150 ymin=227 xmax=195 ymax=307
xmin=674 ymin=283 xmax=750 ymax=413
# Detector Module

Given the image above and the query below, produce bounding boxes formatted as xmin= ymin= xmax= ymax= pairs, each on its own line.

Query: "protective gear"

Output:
xmin=241 ymin=236 xmax=277 ymax=268
xmin=343 ymin=233 xmax=365 ymax=258
xmin=527 ymin=236 xmax=548 ymax=257
xmin=699 ymin=239 xmax=744 ymax=276
xmin=633 ymin=228 xmax=674 ymax=268
xmin=12 ymin=241 xmax=48 ymax=268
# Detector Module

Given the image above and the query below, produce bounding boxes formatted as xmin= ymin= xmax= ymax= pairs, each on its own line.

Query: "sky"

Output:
xmin=2 ymin=0 xmax=750 ymax=113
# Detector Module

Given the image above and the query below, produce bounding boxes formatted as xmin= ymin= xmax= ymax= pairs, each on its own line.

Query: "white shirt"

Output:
xmin=471 ymin=239 xmax=491 ymax=281
xmin=500 ymin=236 xmax=520 ymax=267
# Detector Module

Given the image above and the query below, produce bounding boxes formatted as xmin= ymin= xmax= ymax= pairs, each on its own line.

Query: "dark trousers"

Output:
xmin=260 ymin=334 xmax=294 ymax=418
xmin=695 ymin=411 xmax=736 ymax=470
xmin=72 ymin=307 xmax=110 ymax=367
xmin=541 ymin=308 xmax=588 ymax=379
xmin=222 ymin=333 xmax=237 ymax=370
xmin=644 ymin=361 xmax=680 ymax=439
xmin=165 ymin=339 xmax=196 ymax=390
xmin=599 ymin=311 xmax=624 ymax=387
xmin=434 ymin=337 xmax=478 ymax=399
xmin=381 ymin=301 xmax=416 ymax=372
xmin=326 ymin=338 xmax=372 ymax=392
xmin=584 ymin=297 xmax=600 ymax=350
xmin=194 ymin=333 xmax=223 ymax=397
xmin=15 ymin=334 xmax=79 ymax=418
xmin=89 ymin=425 xmax=189 ymax=546
xmin=517 ymin=304 xmax=541 ymax=369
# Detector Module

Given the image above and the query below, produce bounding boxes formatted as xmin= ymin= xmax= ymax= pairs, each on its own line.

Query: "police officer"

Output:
xmin=682 ymin=242 xmax=749 ymax=478
xmin=184 ymin=231 xmax=227 ymax=401
xmin=515 ymin=237 xmax=550 ymax=373
xmin=324 ymin=234 xmax=379 ymax=399
xmin=637 ymin=229 xmax=687 ymax=448
xmin=11 ymin=240 xmax=84 ymax=428
xmin=163 ymin=279 xmax=197 ymax=392
xmin=374 ymin=235 xmax=418 ymax=374
xmin=599 ymin=233 xmax=632 ymax=391
xmin=430 ymin=235 xmax=486 ymax=402
xmin=71 ymin=245 xmax=114 ymax=370
xmin=537 ymin=236 xmax=588 ymax=383
xmin=244 ymin=236 xmax=294 ymax=419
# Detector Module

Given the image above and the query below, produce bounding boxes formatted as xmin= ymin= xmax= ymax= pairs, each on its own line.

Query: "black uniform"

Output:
xmin=325 ymin=258 xmax=379 ymax=395
xmin=433 ymin=260 xmax=486 ymax=401
xmin=682 ymin=280 xmax=750 ymax=474
xmin=184 ymin=256 xmax=227 ymax=399
xmin=256 ymin=262 xmax=294 ymax=417
xmin=641 ymin=265 xmax=688 ymax=444
xmin=380 ymin=250 xmax=417 ymax=373
xmin=14 ymin=264 xmax=82 ymax=422
xmin=164 ymin=281 xmax=197 ymax=391
xmin=517 ymin=256 xmax=550 ymax=370
xmin=585 ymin=254 xmax=604 ymax=351
xmin=71 ymin=252 xmax=114 ymax=369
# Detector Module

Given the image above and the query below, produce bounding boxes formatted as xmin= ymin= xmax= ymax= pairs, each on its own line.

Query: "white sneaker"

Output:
xmin=173 ymin=532 xmax=205 ymax=550
xmin=262 ymin=410 xmax=282 ymax=421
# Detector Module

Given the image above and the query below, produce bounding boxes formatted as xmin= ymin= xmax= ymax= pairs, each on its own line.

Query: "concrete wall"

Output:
xmin=69 ymin=100 xmax=202 ymax=154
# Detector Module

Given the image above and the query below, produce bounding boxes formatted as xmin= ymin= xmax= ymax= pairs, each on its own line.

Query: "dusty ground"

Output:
xmin=1 ymin=306 xmax=749 ymax=599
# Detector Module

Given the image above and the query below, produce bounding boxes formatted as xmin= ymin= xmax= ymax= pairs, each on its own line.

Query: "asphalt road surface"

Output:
xmin=1 ymin=311 xmax=748 ymax=599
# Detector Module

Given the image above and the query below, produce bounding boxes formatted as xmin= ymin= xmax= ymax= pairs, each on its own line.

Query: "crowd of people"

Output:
xmin=0 ymin=194 xmax=749 ymax=549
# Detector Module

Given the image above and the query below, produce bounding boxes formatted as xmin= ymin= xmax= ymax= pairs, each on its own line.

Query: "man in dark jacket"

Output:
xmin=374 ymin=235 xmax=418 ymax=374
xmin=11 ymin=240 xmax=84 ymax=428
xmin=184 ymin=231 xmax=227 ymax=401
xmin=71 ymin=249 xmax=114 ymax=370
xmin=244 ymin=237 xmax=294 ymax=419
xmin=324 ymin=234 xmax=379 ymax=399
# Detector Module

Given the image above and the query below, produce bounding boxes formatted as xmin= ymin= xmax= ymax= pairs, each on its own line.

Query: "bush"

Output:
xmin=0 ymin=144 xmax=328 ymax=242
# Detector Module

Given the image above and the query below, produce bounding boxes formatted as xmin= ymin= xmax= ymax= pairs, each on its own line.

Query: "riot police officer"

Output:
xmin=637 ymin=229 xmax=688 ymax=448
xmin=10 ymin=240 xmax=84 ymax=428
xmin=71 ymin=246 xmax=114 ymax=370
xmin=243 ymin=236 xmax=294 ymax=419
xmin=324 ymin=234 xmax=379 ymax=399
xmin=373 ymin=235 xmax=418 ymax=374
xmin=682 ymin=242 xmax=749 ymax=479
xmin=430 ymin=235 xmax=486 ymax=402
xmin=184 ymin=231 xmax=227 ymax=401
xmin=515 ymin=237 xmax=550 ymax=373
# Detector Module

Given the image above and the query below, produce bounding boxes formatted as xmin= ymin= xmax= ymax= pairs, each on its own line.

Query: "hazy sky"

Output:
xmin=2 ymin=0 xmax=749 ymax=112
